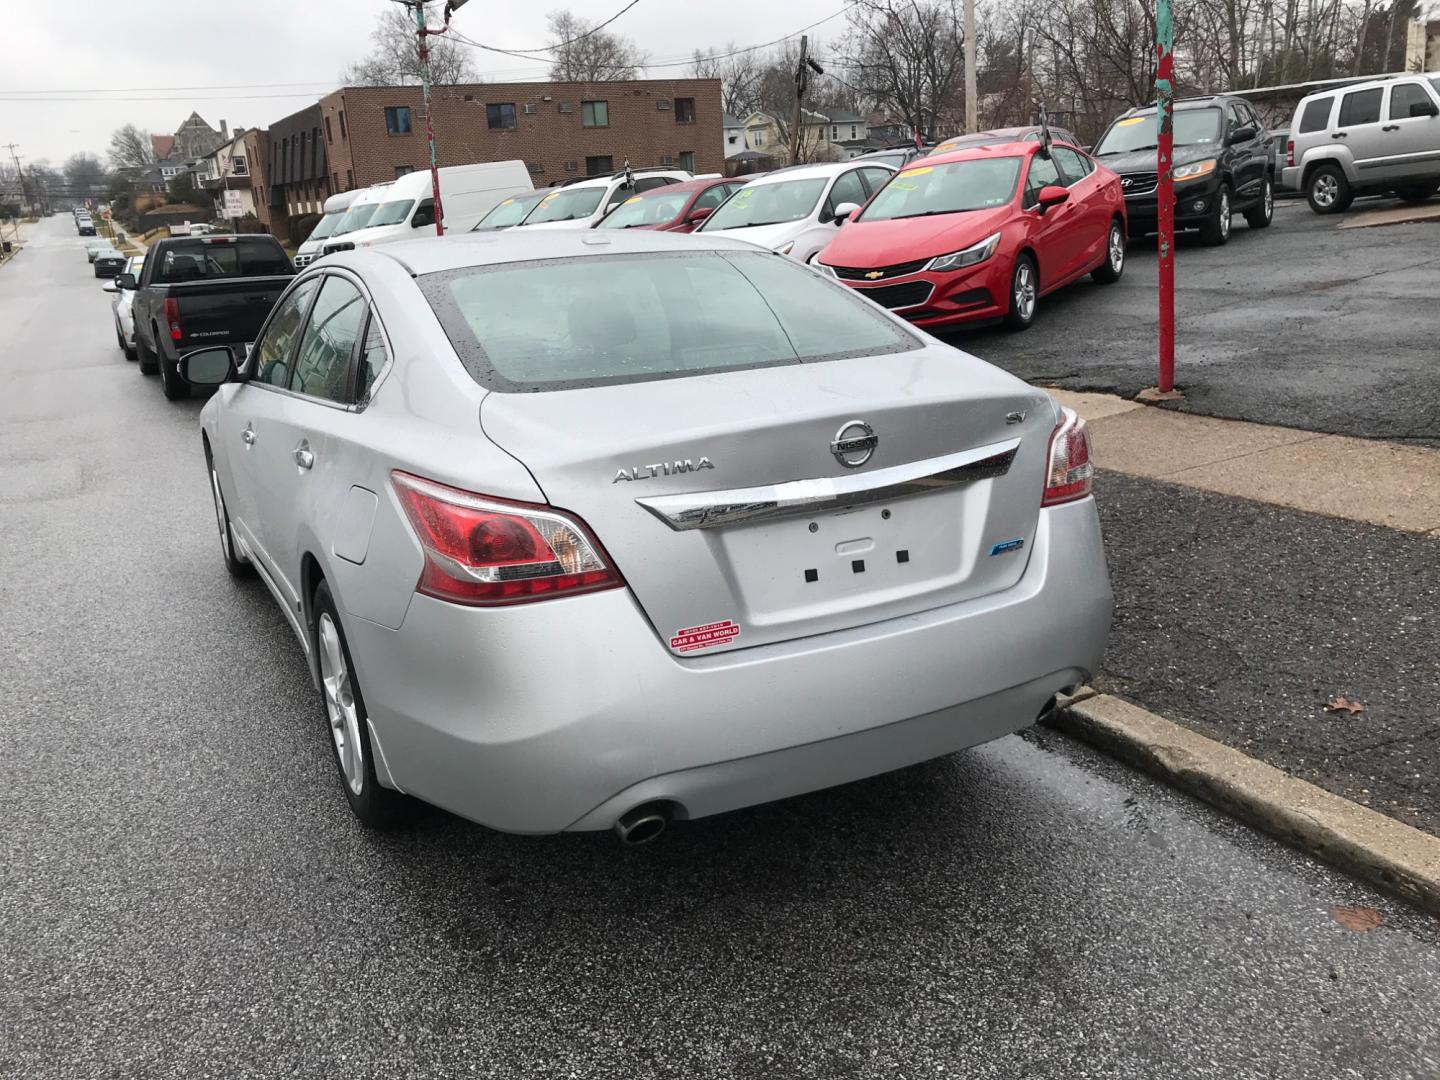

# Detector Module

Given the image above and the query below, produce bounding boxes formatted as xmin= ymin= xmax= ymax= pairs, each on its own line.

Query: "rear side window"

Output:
xmin=418 ymin=251 xmax=918 ymax=392
xmin=153 ymin=238 xmax=292 ymax=284
xmin=1338 ymin=88 xmax=1382 ymax=127
xmin=1298 ymin=97 xmax=1333 ymax=133
xmin=1389 ymin=83 xmax=1434 ymax=120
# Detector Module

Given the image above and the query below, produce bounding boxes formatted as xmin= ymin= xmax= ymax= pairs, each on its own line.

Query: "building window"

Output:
xmin=325 ymin=116 xmax=334 ymax=143
xmin=346 ymin=169 xmax=355 ymax=190
xmin=581 ymin=101 xmax=609 ymax=127
xmin=679 ymin=151 xmax=696 ymax=172
xmin=487 ymin=103 xmax=518 ymax=130
xmin=675 ymin=97 xmax=696 ymax=124
xmin=749 ymin=128 xmax=766 ymax=147
xmin=333 ymin=172 xmax=340 ymax=191
xmin=832 ymin=126 xmax=839 ymax=140
xmin=395 ymin=165 xmax=415 ymax=178
xmin=585 ymin=155 xmax=613 ymax=175
xmin=851 ymin=124 xmax=858 ymax=139
xmin=339 ymin=111 xmax=348 ymax=138
xmin=232 ymin=156 xmax=248 ymax=176
xmin=385 ymin=106 xmax=413 ymax=135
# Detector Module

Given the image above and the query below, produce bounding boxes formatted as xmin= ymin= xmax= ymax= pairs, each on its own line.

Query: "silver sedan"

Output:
xmin=184 ymin=230 xmax=1112 ymax=841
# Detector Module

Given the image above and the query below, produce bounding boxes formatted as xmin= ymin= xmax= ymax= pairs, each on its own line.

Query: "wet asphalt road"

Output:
xmin=952 ymin=198 xmax=1440 ymax=444
xmin=4 ymin=216 xmax=1440 ymax=1079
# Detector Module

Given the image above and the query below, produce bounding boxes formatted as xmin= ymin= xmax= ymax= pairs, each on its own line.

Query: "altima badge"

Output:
xmin=614 ymin=458 xmax=714 ymax=483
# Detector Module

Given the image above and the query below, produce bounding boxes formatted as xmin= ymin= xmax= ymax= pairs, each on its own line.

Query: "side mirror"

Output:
xmin=686 ymin=206 xmax=714 ymax=226
xmin=117 ymin=273 xmax=137 ymax=290
xmin=102 ymin=279 xmax=119 ymax=294
xmin=832 ymin=201 xmax=861 ymax=224
xmin=179 ymin=346 xmax=237 ymax=387
xmin=1411 ymin=100 xmax=1440 ymax=119
xmin=1229 ymin=125 xmax=1257 ymax=145
xmin=1037 ymin=185 xmax=1070 ymax=211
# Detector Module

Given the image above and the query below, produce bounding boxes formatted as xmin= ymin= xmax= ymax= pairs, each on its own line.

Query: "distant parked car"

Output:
xmin=928 ymin=126 xmax=1080 ymax=156
xmin=102 ymin=255 xmax=146 ymax=360
xmin=93 ymin=248 xmax=127 ymax=278
xmin=853 ymin=146 xmax=931 ymax=170
xmin=1093 ymin=94 xmax=1274 ymax=243
xmin=515 ymin=167 xmax=695 ymax=231
xmin=815 ymin=140 xmax=1127 ymax=331
xmin=697 ymin=160 xmax=897 ymax=262
xmin=595 ymin=176 xmax=749 ymax=232
xmin=85 ymin=241 xmax=110 ymax=262
xmin=470 ymin=190 xmax=548 ymax=232
xmin=1281 ymin=74 xmax=1440 ymax=213
xmin=77 ymin=217 xmax=96 ymax=236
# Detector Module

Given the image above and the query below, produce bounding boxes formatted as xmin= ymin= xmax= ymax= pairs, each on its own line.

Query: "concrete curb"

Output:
xmin=1048 ymin=692 xmax=1440 ymax=915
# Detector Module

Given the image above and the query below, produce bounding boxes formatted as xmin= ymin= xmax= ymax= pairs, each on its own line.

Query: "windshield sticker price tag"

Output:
xmin=670 ymin=620 xmax=741 ymax=653
xmin=1116 ymin=117 xmax=1146 ymax=127
xmin=625 ymin=196 xmax=642 ymax=204
xmin=901 ymin=166 xmax=934 ymax=176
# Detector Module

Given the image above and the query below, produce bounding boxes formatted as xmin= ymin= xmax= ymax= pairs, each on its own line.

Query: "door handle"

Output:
xmin=1331 ymin=132 xmax=1348 ymax=139
xmin=1382 ymin=124 xmax=1400 ymax=132
xmin=242 ymin=425 xmax=256 ymax=446
xmin=293 ymin=442 xmax=314 ymax=470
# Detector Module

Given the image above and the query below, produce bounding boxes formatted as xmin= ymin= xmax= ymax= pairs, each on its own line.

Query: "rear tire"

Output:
xmin=135 ymin=330 xmax=158 ymax=376
xmin=1002 ymin=253 xmax=1038 ymax=331
xmin=1091 ymin=219 xmax=1126 ymax=283
xmin=115 ymin=320 xmax=128 ymax=354
xmin=1307 ymin=164 xmax=1352 ymax=214
xmin=1244 ymin=176 xmax=1274 ymax=229
xmin=157 ymin=336 xmax=190 ymax=401
xmin=1396 ymin=183 xmax=1438 ymax=204
xmin=312 ymin=580 xmax=409 ymax=829
xmin=1199 ymin=184 xmax=1233 ymax=245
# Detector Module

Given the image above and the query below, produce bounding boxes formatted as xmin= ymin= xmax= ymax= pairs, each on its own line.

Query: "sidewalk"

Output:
xmin=1046 ymin=390 xmax=1440 ymax=837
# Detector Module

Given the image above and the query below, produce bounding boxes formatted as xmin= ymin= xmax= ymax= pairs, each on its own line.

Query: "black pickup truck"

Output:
xmin=126 ymin=234 xmax=294 ymax=400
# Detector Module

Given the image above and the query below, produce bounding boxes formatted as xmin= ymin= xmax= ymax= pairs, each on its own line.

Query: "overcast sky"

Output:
xmin=1 ymin=0 xmax=845 ymax=167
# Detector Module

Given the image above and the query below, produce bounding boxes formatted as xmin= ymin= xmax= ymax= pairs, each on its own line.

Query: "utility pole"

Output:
xmin=789 ymin=35 xmax=824 ymax=166
xmin=408 ymin=0 xmax=470 ymax=237
xmin=1144 ymin=0 xmax=1181 ymax=401
xmin=963 ymin=0 xmax=977 ymax=133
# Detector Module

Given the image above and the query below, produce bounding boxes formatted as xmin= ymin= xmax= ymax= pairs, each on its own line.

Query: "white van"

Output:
xmin=295 ymin=188 xmax=367 ymax=267
xmin=321 ymin=161 xmax=533 ymax=253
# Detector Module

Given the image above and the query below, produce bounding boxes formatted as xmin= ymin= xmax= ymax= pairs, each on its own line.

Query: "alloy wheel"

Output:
xmin=1219 ymin=191 xmax=1231 ymax=239
xmin=1313 ymin=175 xmax=1337 ymax=208
xmin=1108 ymin=225 xmax=1125 ymax=274
xmin=318 ymin=614 xmax=365 ymax=797
xmin=1013 ymin=262 xmax=1036 ymax=321
xmin=1263 ymin=181 xmax=1274 ymax=221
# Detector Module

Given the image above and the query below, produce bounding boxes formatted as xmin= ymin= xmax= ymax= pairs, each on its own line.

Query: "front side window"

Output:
xmin=418 ymin=250 xmax=917 ymax=392
xmin=1051 ymin=146 xmax=1091 ymax=185
xmin=252 ymin=278 xmax=320 ymax=387
xmin=860 ymin=157 xmax=1021 ymax=221
xmin=1339 ymin=88 xmax=1382 ymax=127
xmin=1299 ymin=96 xmax=1334 ymax=133
xmin=522 ymin=187 xmax=605 ymax=224
xmin=699 ymin=178 xmax=827 ymax=230
xmin=1024 ymin=154 xmax=1062 ymax=207
xmin=290 ymin=276 xmax=368 ymax=404
xmin=690 ymin=184 xmax=731 ymax=213
xmin=385 ymin=106 xmax=412 ymax=135
xmin=675 ymin=98 xmax=696 ymax=123
xmin=581 ymin=101 xmax=609 ymax=127
xmin=858 ymin=167 xmax=893 ymax=195
xmin=487 ymin=103 xmax=517 ymax=130
xmin=824 ymin=170 xmax=868 ymax=219
xmin=1389 ymin=82 xmax=1434 ymax=120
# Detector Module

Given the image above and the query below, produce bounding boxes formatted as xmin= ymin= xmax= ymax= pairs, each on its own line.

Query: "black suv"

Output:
xmin=1092 ymin=94 xmax=1274 ymax=244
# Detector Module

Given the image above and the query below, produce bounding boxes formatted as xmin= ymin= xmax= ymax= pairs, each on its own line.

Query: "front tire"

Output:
xmin=1003 ymin=253 xmax=1038 ymax=331
xmin=206 ymin=447 xmax=252 ymax=579
xmin=1199 ymin=184 xmax=1233 ymax=245
xmin=1244 ymin=176 xmax=1274 ymax=229
xmin=312 ymin=580 xmax=408 ymax=828
xmin=1307 ymin=164 xmax=1352 ymax=214
xmin=1092 ymin=219 xmax=1126 ymax=283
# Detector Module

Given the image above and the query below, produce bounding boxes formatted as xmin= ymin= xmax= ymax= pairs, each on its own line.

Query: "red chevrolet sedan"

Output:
xmin=595 ymin=176 xmax=750 ymax=233
xmin=815 ymin=141 xmax=1126 ymax=331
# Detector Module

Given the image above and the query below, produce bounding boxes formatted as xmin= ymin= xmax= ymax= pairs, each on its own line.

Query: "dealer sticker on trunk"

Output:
xmin=670 ymin=620 xmax=741 ymax=653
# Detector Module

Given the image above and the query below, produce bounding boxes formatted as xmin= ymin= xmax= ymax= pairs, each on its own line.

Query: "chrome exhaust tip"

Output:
xmin=614 ymin=802 xmax=672 ymax=846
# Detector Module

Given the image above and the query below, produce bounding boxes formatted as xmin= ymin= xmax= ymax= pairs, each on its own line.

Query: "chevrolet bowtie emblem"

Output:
xmin=864 ymin=270 xmax=884 ymax=279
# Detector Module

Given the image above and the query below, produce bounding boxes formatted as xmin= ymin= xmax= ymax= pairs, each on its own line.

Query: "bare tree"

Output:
xmin=547 ymin=9 xmax=648 ymax=82
xmin=844 ymin=0 xmax=967 ymax=140
xmin=342 ymin=3 xmax=478 ymax=86
xmin=63 ymin=153 xmax=108 ymax=193
xmin=690 ymin=43 xmax=764 ymax=116
xmin=108 ymin=124 xmax=155 ymax=170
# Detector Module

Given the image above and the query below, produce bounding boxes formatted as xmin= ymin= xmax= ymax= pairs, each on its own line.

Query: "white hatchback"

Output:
xmin=516 ymin=168 xmax=693 ymax=231
xmin=697 ymin=161 xmax=897 ymax=261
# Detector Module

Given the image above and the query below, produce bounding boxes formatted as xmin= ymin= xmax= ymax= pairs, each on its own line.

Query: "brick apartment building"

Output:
xmin=255 ymin=103 xmax=331 ymax=242
xmin=316 ymin=78 xmax=723 ymax=193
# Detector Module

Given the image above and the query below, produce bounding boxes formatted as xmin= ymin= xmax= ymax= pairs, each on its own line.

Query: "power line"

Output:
xmin=0 ymin=81 xmax=341 ymax=95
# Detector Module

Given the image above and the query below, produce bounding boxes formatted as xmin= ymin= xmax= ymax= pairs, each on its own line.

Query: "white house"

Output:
xmin=199 ymin=128 xmax=257 ymax=221
xmin=723 ymin=113 xmax=748 ymax=160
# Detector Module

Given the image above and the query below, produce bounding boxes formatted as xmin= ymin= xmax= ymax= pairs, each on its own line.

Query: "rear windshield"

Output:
xmin=152 ymin=239 xmax=293 ymax=284
xmin=861 ymin=157 xmax=1022 ymax=221
xmin=473 ymin=194 xmax=542 ymax=230
xmin=418 ymin=250 xmax=919 ymax=392
xmin=597 ymin=191 xmax=690 ymax=229
xmin=522 ymin=188 xmax=605 ymax=224
xmin=699 ymin=178 xmax=827 ymax=230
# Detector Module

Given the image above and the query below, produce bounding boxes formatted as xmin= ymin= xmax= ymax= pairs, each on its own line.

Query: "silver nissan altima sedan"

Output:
xmin=183 ymin=229 xmax=1112 ymax=841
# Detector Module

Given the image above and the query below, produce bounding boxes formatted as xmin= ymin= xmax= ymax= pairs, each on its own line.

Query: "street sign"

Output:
xmin=101 ymin=208 xmax=111 ymax=221
xmin=223 ymin=190 xmax=244 ymax=219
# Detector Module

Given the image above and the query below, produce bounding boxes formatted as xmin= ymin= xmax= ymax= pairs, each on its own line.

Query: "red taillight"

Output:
xmin=163 ymin=297 xmax=182 ymax=341
xmin=1286 ymin=139 xmax=1294 ymax=168
xmin=1042 ymin=407 xmax=1094 ymax=506
xmin=390 ymin=471 xmax=623 ymax=606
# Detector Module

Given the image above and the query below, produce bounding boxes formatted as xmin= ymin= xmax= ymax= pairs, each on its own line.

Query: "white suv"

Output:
xmin=516 ymin=168 xmax=693 ymax=230
xmin=696 ymin=160 xmax=897 ymax=262
xmin=1283 ymin=74 xmax=1440 ymax=213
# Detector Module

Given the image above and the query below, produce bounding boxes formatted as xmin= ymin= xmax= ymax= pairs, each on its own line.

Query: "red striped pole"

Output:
xmin=1156 ymin=0 xmax=1175 ymax=393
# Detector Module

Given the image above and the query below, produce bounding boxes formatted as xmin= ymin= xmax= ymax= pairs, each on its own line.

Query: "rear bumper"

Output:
xmin=346 ymin=497 xmax=1112 ymax=833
